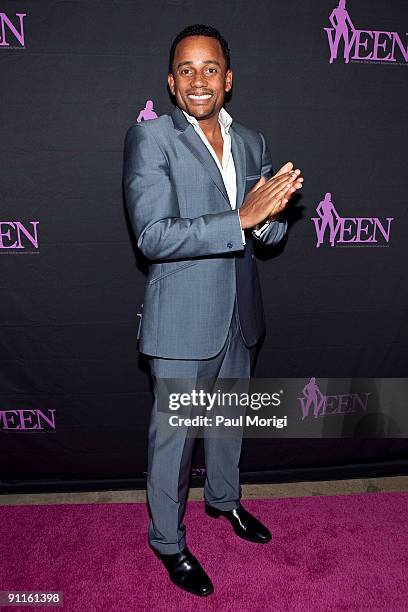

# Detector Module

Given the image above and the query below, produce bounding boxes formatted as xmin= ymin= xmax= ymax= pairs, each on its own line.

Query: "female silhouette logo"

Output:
xmin=326 ymin=0 xmax=356 ymax=63
xmin=136 ymin=100 xmax=158 ymax=122
xmin=314 ymin=192 xmax=341 ymax=247
xmin=298 ymin=378 xmax=326 ymax=419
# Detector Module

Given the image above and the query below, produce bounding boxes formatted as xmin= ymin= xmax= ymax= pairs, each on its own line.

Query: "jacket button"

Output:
xmin=227 ymin=242 xmax=233 ymax=249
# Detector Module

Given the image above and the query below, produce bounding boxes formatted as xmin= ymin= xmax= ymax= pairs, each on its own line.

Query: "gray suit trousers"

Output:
xmin=146 ymin=297 xmax=256 ymax=554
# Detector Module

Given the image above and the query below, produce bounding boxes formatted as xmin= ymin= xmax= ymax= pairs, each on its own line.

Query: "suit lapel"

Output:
xmin=171 ymin=105 xmax=246 ymax=209
xmin=230 ymin=127 xmax=246 ymax=210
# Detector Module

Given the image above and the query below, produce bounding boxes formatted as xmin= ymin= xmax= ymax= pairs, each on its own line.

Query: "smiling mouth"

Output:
xmin=187 ymin=93 xmax=213 ymax=101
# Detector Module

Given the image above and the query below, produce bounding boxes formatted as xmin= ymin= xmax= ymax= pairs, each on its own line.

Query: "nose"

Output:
xmin=190 ymin=72 xmax=208 ymax=88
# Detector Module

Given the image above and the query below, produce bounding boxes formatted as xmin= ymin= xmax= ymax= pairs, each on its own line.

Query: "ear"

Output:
xmin=225 ymin=69 xmax=233 ymax=93
xmin=167 ymin=73 xmax=175 ymax=96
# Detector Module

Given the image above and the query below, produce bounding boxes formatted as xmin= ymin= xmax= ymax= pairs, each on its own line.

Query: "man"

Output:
xmin=123 ymin=24 xmax=303 ymax=597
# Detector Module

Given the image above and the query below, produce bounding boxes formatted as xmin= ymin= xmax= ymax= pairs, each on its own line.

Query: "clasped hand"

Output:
xmin=238 ymin=162 xmax=304 ymax=229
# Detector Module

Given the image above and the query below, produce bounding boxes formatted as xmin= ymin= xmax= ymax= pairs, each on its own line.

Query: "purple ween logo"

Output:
xmin=312 ymin=194 xmax=393 ymax=248
xmin=0 ymin=409 xmax=56 ymax=431
xmin=0 ymin=13 xmax=26 ymax=48
xmin=324 ymin=1 xmax=408 ymax=64
xmin=298 ymin=378 xmax=370 ymax=420
xmin=0 ymin=221 xmax=39 ymax=250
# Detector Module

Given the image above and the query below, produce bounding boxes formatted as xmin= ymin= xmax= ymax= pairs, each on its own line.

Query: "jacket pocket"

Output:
xmin=148 ymin=260 xmax=199 ymax=284
xmin=246 ymin=174 xmax=261 ymax=181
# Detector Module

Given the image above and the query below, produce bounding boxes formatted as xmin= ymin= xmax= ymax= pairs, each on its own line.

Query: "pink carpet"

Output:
xmin=1 ymin=493 xmax=408 ymax=611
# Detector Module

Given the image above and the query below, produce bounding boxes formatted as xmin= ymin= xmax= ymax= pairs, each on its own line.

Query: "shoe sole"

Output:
xmin=231 ymin=528 xmax=272 ymax=544
xmin=169 ymin=577 xmax=214 ymax=597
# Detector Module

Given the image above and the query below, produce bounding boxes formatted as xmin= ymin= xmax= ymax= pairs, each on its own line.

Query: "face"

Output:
xmin=168 ymin=35 xmax=232 ymax=121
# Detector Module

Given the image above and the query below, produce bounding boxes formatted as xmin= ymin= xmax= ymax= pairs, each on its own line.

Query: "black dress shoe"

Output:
xmin=156 ymin=546 xmax=214 ymax=597
xmin=205 ymin=502 xmax=272 ymax=543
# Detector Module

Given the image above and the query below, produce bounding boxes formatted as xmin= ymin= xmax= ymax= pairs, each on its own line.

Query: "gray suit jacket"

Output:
xmin=123 ymin=105 xmax=288 ymax=359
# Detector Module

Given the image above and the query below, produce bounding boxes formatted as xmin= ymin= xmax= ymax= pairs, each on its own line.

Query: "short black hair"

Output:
xmin=168 ymin=24 xmax=231 ymax=74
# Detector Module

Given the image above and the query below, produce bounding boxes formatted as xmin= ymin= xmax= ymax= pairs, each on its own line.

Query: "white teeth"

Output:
xmin=188 ymin=94 xmax=212 ymax=99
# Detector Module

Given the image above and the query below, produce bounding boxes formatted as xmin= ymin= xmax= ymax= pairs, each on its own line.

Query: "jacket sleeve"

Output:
xmin=252 ymin=131 xmax=288 ymax=247
xmin=123 ymin=123 xmax=245 ymax=261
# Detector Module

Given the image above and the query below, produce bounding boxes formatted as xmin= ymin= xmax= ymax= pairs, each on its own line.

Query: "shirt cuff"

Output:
xmin=237 ymin=210 xmax=246 ymax=245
